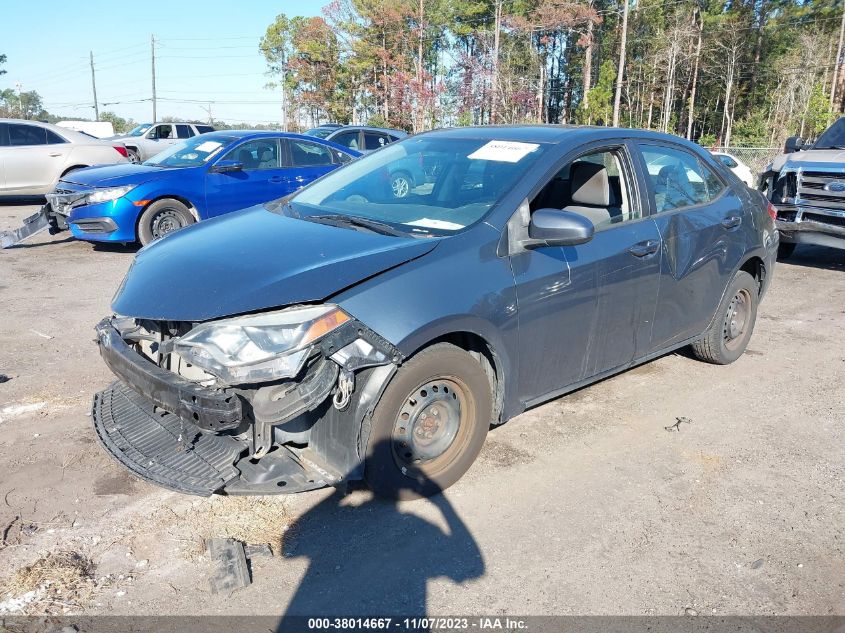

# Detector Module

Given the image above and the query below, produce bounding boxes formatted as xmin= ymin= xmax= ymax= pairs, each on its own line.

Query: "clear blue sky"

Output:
xmin=1 ymin=0 xmax=326 ymax=125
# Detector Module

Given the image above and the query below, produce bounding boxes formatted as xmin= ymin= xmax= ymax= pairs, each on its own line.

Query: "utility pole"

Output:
xmin=89 ymin=51 xmax=99 ymax=121
xmin=151 ymin=34 xmax=157 ymax=122
xmin=200 ymin=102 xmax=213 ymax=126
xmin=612 ymin=0 xmax=630 ymax=127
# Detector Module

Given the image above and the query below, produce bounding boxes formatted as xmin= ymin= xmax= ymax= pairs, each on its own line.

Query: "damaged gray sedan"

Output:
xmin=93 ymin=126 xmax=778 ymax=499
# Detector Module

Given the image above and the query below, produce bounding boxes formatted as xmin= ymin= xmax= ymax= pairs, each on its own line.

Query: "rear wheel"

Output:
xmin=777 ymin=241 xmax=796 ymax=259
xmin=390 ymin=171 xmax=413 ymax=198
xmin=364 ymin=343 xmax=492 ymax=500
xmin=691 ymin=270 xmax=758 ymax=365
xmin=126 ymin=148 xmax=142 ymax=164
xmin=137 ymin=199 xmax=194 ymax=246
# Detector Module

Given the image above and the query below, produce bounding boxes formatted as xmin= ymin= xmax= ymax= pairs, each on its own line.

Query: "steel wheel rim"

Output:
xmin=128 ymin=151 xmax=141 ymax=164
xmin=392 ymin=377 xmax=469 ymax=472
xmin=150 ymin=208 xmax=185 ymax=239
xmin=391 ymin=176 xmax=410 ymax=198
xmin=723 ymin=288 xmax=752 ymax=351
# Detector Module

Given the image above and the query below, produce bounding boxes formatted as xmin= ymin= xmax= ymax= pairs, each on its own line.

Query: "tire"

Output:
xmin=137 ymin=199 xmax=195 ymax=246
xmin=390 ymin=171 xmax=413 ymax=198
xmin=777 ymin=241 xmax=796 ymax=259
xmin=691 ymin=270 xmax=758 ymax=365
xmin=364 ymin=343 xmax=492 ymax=500
xmin=126 ymin=148 xmax=142 ymax=164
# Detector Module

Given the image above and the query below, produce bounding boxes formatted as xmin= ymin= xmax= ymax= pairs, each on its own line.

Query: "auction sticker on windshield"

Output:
xmin=195 ymin=141 xmax=223 ymax=153
xmin=468 ymin=140 xmax=540 ymax=163
xmin=406 ymin=218 xmax=465 ymax=230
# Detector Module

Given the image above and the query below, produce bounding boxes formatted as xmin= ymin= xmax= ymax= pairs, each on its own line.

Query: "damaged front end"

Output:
xmin=92 ymin=307 xmax=402 ymax=496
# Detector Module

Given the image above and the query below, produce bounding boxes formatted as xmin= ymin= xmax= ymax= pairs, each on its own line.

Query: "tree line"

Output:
xmin=261 ymin=0 xmax=845 ymax=146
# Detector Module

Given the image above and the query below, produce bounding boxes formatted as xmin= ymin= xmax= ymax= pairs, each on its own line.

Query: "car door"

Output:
xmin=280 ymin=138 xmax=343 ymax=196
xmin=635 ymin=142 xmax=749 ymax=350
xmin=141 ymin=124 xmax=175 ymax=160
xmin=204 ymin=138 xmax=287 ymax=217
xmin=3 ymin=123 xmax=70 ymax=193
xmin=510 ymin=143 xmax=663 ymax=404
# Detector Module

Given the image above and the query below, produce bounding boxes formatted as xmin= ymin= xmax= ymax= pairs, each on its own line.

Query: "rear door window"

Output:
xmin=45 ymin=129 xmax=67 ymax=144
xmin=364 ymin=132 xmax=390 ymax=151
xmin=288 ymin=139 xmax=335 ymax=166
xmin=176 ymin=124 xmax=194 ymax=139
xmin=8 ymin=124 xmax=47 ymax=146
xmin=638 ymin=144 xmax=725 ymax=213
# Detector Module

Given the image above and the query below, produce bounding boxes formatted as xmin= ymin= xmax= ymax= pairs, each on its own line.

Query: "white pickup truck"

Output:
xmin=112 ymin=122 xmax=215 ymax=163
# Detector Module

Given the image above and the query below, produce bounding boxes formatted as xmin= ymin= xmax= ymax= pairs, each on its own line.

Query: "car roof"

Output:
xmin=419 ymin=125 xmax=699 ymax=146
xmin=0 ymin=118 xmax=100 ymax=142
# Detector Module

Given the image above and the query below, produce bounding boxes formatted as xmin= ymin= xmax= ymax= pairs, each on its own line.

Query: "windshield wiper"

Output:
xmin=306 ymin=213 xmax=408 ymax=237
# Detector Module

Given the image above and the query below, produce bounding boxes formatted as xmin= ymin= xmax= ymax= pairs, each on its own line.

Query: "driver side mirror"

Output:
xmin=210 ymin=160 xmax=243 ymax=173
xmin=784 ymin=136 xmax=804 ymax=153
xmin=526 ymin=209 xmax=595 ymax=247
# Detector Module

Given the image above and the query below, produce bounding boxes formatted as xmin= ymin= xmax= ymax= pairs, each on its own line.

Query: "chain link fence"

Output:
xmin=712 ymin=146 xmax=782 ymax=178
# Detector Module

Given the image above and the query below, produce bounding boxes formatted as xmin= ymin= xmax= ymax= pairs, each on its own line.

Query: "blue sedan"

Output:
xmin=46 ymin=131 xmax=360 ymax=245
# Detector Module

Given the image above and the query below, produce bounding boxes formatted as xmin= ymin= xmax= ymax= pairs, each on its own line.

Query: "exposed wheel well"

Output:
xmin=412 ymin=331 xmax=504 ymax=426
xmin=739 ymin=256 xmax=766 ymax=295
xmin=134 ymin=196 xmax=199 ymax=239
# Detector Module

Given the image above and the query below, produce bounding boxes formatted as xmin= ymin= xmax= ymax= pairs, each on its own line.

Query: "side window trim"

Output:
xmin=634 ymin=140 xmax=729 ymax=216
xmin=0 ymin=123 xmax=8 ymax=146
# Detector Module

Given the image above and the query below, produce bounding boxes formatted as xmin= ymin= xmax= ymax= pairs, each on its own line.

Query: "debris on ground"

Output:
xmin=244 ymin=543 xmax=273 ymax=559
xmin=0 ymin=551 xmax=101 ymax=614
xmin=206 ymin=538 xmax=250 ymax=595
xmin=0 ymin=374 xmax=10 ymax=384
xmin=665 ymin=416 xmax=693 ymax=432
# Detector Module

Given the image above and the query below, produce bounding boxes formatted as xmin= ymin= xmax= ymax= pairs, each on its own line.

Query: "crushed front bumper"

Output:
xmin=774 ymin=205 xmax=845 ymax=250
xmin=92 ymin=316 xmax=400 ymax=496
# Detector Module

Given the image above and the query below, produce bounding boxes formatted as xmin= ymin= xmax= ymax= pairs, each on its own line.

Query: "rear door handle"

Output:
xmin=49 ymin=152 xmax=62 ymax=157
xmin=628 ymin=240 xmax=660 ymax=257
xmin=721 ymin=216 xmax=742 ymax=229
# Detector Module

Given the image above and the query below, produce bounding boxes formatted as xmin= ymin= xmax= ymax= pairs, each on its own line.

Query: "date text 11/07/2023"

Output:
xmin=306 ymin=617 xmax=529 ymax=631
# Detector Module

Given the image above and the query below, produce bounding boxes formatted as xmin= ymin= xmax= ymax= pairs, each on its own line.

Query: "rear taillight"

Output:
xmin=113 ymin=146 xmax=128 ymax=158
xmin=766 ymin=202 xmax=777 ymax=220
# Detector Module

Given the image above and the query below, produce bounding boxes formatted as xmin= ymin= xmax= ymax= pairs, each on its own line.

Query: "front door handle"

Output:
xmin=268 ymin=176 xmax=286 ymax=183
xmin=628 ymin=240 xmax=660 ymax=257
xmin=721 ymin=216 xmax=742 ymax=229
xmin=49 ymin=152 xmax=62 ymax=157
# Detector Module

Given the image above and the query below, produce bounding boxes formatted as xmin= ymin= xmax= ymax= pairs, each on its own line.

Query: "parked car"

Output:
xmin=0 ymin=119 xmax=128 ymax=196
xmin=304 ymin=123 xmax=345 ymax=138
xmin=760 ymin=117 xmax=845 ymax=258
xmin=47 ymin=131 xmax=358 ymax=245
xmin=91 ymin=126 xmax=777 ymax=500
xmin=325 ymin=125 xmax=407 ymax=153
xmin=113 ymin=122 xmax=215 ymax=164
xmin=712 ymin=151 xmax=754 ymax=187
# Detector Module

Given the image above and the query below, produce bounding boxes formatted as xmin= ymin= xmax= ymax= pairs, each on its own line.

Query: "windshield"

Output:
xmin=143 ymin=134 xmax=236 ymax=167
xmin=125 ymin=124 xmax=152 ymax=137
xmin=813 ymin=117 xmax=845 ymax=149
xmin=288 ymin=136 xmax=547 ymax=236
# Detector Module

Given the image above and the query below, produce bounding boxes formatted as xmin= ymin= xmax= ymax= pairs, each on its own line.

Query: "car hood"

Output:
xmin=112 ymin=205 xmax=440 ymax=322
xmin=61 ymin=163 xmax=171 ymax=188
xmin=772 ymin=149 xmax=845 ymax=172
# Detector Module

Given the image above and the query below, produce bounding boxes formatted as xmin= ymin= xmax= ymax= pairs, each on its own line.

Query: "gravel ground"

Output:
xmin=0 ymin=202 xmax=843 ymax=617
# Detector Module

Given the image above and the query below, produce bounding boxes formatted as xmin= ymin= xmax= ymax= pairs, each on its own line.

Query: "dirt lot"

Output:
xmin=0 ymin=202 xmax=843 ymax=617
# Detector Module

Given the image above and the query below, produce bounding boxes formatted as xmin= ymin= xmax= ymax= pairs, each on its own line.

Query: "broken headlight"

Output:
xmin=173 ymin=305 xmax=350 ymax=385
xmin=86 ymin=184 xmax=136 ymax=204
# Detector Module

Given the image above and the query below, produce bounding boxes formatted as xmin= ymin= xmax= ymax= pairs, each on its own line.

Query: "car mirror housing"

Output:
xmin=784 ymin=136 xmax=804 ymax=153
xmin=211 ymin=160 xmax=244 ymax=174
xmin=526 ymin=209 xmax=595 ymax=247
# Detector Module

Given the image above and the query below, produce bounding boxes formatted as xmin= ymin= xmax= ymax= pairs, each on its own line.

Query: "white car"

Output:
xmin=711 ymin=151 xmax=754 ymax=187
xmin=113 ymin=122 xmax=215 ymax=163
xmin=0 ymin=119 xmax=129 ymax=196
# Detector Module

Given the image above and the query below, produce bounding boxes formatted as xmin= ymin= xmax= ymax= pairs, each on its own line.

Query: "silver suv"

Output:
xmin=113 ymin=122 xmax=214 ymax=163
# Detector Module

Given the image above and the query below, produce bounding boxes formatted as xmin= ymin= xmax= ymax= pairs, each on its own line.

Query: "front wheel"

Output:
xmin=137 ymin=199 xmax=195 ymax=246
xmin=691 ymin=270 xmax=758 ymax=365
xmin=364 ymin=343 xmax=492 ymax=500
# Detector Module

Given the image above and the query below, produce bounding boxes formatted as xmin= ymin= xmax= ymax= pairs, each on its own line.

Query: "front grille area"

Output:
xmin=777 ymin=210 xmax=797 ymax=222
xmin=797 ymin=171 xmax=845 ymax=209
xmin=803 ymin=212 xmax=845 ymax=228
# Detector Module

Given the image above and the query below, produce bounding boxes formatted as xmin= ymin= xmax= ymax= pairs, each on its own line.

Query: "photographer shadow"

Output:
xmin=278 ymin=442 xmax=485 ymax=622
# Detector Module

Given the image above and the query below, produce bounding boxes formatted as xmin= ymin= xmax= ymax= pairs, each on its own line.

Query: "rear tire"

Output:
xmin=126 ymin=148 xmax=142 ymax=164
xmin=364 ymin=343 xmax=492 ymax=500
xmin=137 ymin=199 xmax=194 ymax=246
xmin=777 ymin=241 xmax=796 ymax=259
xmin=390 ymin=171 xmax=413 ymax=198
xmin=691 ymin=270 xmax=758 ymax=365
